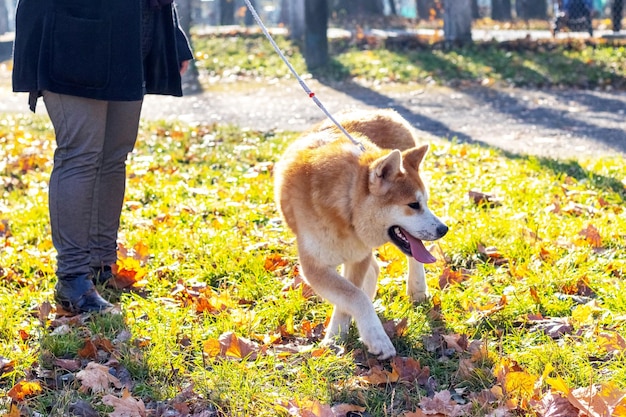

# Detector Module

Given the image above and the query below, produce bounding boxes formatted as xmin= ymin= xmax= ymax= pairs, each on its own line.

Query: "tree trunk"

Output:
xmin=471 ymin=0 xmax=480 ymax=18
xmin=388 ymin=0 xmax=397 ymax=16
xmin=613 ymin=0 xmax=624 ymax=32
xmin=491 ymin=0 xmax=512 ymax=20
xmin=176 ymin=0 xmax=202 ymax=95
xmin=416 ymin=0 xmax=440 ymax=20
xmin=220 ymin=0 xmax=236 ymax=25
xmin=0 ymin=0 xmax=8 ymax=34
xmin=288 ymin=0 xmax=306 ymax=41
xmin=518 ymin=0 xmax=547 ymax=19
xmin=338 ymin=0 xmax=384 ymax=14
xmin=443 ymin=0 xmax=472 ymax=44
xmin=304 ymin=0 xmax=329 ymax=70
xmin=244 ymin=0 xmax=256 ymax=26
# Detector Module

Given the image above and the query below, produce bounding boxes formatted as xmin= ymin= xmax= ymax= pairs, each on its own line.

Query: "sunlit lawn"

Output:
xmin=1 ymin=112 xmax=625 ymax=416
xmin=1 ymin=28 xmax=626 ymax=417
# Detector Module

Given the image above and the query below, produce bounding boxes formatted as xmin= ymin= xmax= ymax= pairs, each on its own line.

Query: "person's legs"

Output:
xmin=43 ymin=92 xmax=143 ymax=312
xmin=44 ymin=91 xmax=109 ymax=278
xmin=89 ymin=100 xmax=142 ymax=279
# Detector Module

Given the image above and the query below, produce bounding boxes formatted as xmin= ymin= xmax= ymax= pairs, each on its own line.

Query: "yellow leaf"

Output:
xmin=385 ymin=258 xmax=405 ymax=277
xmin=503 ymin=371 xmax=538 ymax=399
xmin=547 ymin=376 xmax=571 ymax=395
xmin=203 ymin=338 xmax=221 ymax=357
xmin=597 ymin=332 xmax=626 ymax=353
xmin=377 ymin=243 xmax=403 ymax=262
xmin=571 ymin=302 xmax=604 ymax=326
xmin=223 ymin=333 xmax=244 ymax=358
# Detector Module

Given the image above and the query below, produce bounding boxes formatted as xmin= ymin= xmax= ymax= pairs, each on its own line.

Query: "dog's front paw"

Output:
xmin=360 ymin=325 xmax=396 ymax=359
xmin=408 ymin=288 xmax=429 ymax=303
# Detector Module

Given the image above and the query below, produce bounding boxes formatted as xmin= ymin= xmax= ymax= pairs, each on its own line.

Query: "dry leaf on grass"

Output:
xmin=102 ymin=388 xmax=147 ymax=417
xmin=7 ymin=380 xmax=43 ymax=401
xmin=76 ymin=362 xmax=122 ymax=393
xmin=419 ymin=390 xmax=471 ymax=417
xmin=203 ymin=331 xmax=260 ymax=360
xmin=468 ymin=190 xmax=502 ymax=207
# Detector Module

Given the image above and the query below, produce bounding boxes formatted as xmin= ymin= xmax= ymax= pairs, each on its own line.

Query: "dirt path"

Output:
xmin=140 ymin=79 xmax=625 ymax=159
xmin=2 ymin=70 xmax=625 ymax=159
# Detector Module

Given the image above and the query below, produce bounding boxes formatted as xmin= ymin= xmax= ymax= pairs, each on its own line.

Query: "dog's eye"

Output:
xmin=408 ymin=202 xmax=421 ymax=210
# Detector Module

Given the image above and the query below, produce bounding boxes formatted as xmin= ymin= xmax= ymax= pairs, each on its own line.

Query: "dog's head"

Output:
xmin=364 ymin=144 xmax=448 ymax=264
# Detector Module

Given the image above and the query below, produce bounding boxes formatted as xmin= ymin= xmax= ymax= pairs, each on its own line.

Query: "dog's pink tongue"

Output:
xmin=404 ymin=231 xmax=437 ymax=264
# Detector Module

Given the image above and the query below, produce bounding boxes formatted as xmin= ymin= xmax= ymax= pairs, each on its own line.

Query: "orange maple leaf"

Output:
xmin=391 ymin=356 xmax=430 ymax=384
xmin=263 ymin=253 xmax=290 ymax=272
xmin=203 ymin=331 xmax=259 ymax=360
xmin=357 ymin=365 xmax=399 ymax=385
xmin=578 ymin=223 xmax=603 ymax=248
xmin=438 ymin=267 xmax=470 ymax=289
xmin=7 ymin=380 xmax=42 ymax=402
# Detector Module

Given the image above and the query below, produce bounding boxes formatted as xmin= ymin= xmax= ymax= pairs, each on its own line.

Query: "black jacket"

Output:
xmin=12 ymin=0 xmax=194 ymax=110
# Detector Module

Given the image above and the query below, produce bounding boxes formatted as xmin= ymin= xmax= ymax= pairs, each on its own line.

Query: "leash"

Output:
xmin=242 ymin=0 xmax=365 ymax=152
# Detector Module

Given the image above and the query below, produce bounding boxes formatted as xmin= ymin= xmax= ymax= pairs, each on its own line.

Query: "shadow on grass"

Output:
xmin=312 ymin=60 xmax=481 ymax=146
xmin=319 ymin=38 xmax=626 ymax=153
xmin=524 ymin=156 xmax=626 ymax=198
xmin=314 ymin=60 xmax=625 ymax=198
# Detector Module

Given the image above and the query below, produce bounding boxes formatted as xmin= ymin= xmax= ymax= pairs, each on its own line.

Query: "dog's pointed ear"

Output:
xmin=369 ymin=149 xmax=402 ymax=195
xmin=403 ymin=144 xmax=429 ymax=170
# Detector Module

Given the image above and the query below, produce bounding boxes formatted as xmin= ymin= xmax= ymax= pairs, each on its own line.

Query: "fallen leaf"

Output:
xmin=402 ymin=409 xmax=429 ymax=417
xmin=68 ymin=400 xmax=99 ymax=417
xmin=468 ymin=190 xmax=502 ymax=207
xmin=438 ymin=267 xmax=470 ymax=289
xmin=391 ymin=356 xmax=430 ymax=384
xmin=76 ymin=362 xmax=122 ymax=393
xmin=282 ymin=274 xmax=316 ymax=299
xmin=419 ymin=390 xmax=471 ymax=417
xmin=280 ymin=398 xmax=335 ymax=417
xmin=531 ymin=392 xmax=580 ymax=417
xmin=331 ymin=403 xmax=367 ymax=416
xmin=7 ymin=380 xmax=43 ymax=401
xmin=597 ymin=332 xmax=626 ymax=354
xmin=7 ymin=404 xmax=21 ymax=417
xmin=53 ymin=358 xmax=82 ymax=372
xmin=38 ymin=301 xmax=52 ymax=326
xmin=358 ymin=365 xmax=399 ymax=385
xmin=1 ymin=356 xmax=15 ymax=377
xmin=203 ymin=331 xmax=259 ymax=360
xmin=382 ymin=318 xmax=408 ymax=338
xmin=503 ymin=371 xmax=538 ymax=400
xmin=110 ymin=256 xmax=147 ymax=289
xmin=264 ymin=253 xmax=290 ymax=272
xmin=78 ymin=338 xmax=98 ymax=359
xmin=102 ymin=388 xmax=147 ymax=417
xmin=442 ymin=334 xmax=468 ymax=353
xmin=578 ymin=224 xmax=602 ymax=248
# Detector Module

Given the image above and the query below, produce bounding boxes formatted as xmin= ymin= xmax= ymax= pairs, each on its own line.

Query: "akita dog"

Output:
xmin=274 ymin=109 xmax=448 ymax=359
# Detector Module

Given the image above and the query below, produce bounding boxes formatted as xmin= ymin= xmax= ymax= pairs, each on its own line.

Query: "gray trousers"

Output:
xmin=43 ymin=91 xmax=143 ymax=276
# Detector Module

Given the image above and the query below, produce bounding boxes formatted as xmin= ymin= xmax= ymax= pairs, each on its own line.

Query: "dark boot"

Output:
xmin=91 ymin=265 xmax=114 ymax=285
xmin=54 ymin=273 xmax=113 ymax=314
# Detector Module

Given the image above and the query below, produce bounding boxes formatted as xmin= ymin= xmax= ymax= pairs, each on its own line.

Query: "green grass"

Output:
xmin=192 ymin=32 xmax=626 ymax=89
xmin=1 ymin=113 xmax=625 ymax=416
xmin=2 ymin=26 xmax=626 ymax=417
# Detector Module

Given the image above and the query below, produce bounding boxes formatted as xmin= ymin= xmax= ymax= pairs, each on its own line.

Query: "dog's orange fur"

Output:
xmin=274 ymin=109 xmax=447 ymax=358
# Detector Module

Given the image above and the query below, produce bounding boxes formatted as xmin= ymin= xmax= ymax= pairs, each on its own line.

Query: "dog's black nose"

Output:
xmin=437 ymin=224 xmax=449 ymax=237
